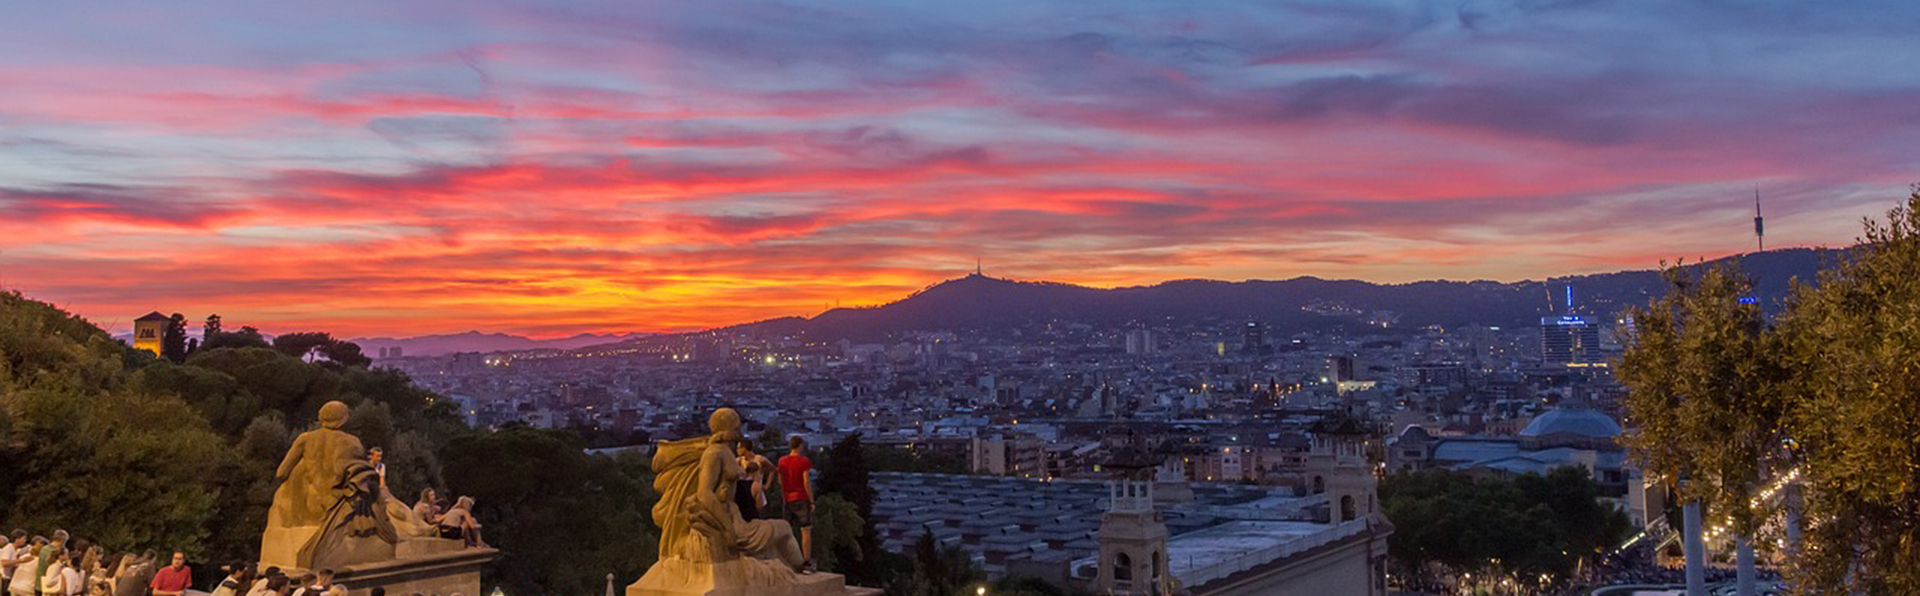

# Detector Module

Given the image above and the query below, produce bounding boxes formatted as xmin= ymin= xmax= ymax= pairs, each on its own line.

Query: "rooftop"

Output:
xmin=1519 ymin=408 xmax=1622 ymax=439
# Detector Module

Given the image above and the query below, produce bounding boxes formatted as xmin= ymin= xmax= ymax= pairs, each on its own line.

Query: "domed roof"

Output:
xmin=1519 ymin=408 xmax=1622 ymax=439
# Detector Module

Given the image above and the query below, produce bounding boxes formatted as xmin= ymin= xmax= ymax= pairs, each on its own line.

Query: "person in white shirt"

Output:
xmin=4 ymin=536 xmax=38 ymax=596
xmin=61 ymin=552 xmax=83 ymax=596
xmin=244 ymin=567 xmax=280 ymax=596
xmin=0 ymin=531 xmax=25 ymax=589
xmin=209 ymin=562 xmax=251 ymax=596
xmin=290 ymin=568 xmax=331 ymax=596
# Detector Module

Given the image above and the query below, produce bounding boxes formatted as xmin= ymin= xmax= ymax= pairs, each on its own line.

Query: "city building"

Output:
xmin=1388 ymin=403 xmax=1629 ymax=497
xmin=1125 ymin=329 xmax=1158 ymax=355
xmin=1242 ymin=321 xmax=1266 ymax=353
xmin=1540 ymin=315 xmax=1603 ymax=366
xmin=1326 ymin=354 xmax=1356 ymax=383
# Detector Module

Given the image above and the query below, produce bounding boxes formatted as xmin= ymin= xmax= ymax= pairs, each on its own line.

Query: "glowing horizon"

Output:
xmin=3 ymin=1 xmax=1916 ymax=338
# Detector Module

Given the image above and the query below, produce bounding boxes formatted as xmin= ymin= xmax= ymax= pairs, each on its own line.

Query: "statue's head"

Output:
xmin=318 ymin=400 xmax=350 ymax=429
xmin=709 ymin=408 xmax=744 ymax=444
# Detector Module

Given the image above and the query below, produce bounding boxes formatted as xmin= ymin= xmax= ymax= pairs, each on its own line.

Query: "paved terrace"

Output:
xmin=870 ymin=472 xmax=1319 ymax=576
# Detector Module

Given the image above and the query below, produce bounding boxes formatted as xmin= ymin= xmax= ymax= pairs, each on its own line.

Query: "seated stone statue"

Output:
xmin=262 ymin=401 xmax=368 ymax=568
xmin=633 ymin=408 xmax=808 ymax=595
xmin=272 ymin=401 xmax=365 ymax=527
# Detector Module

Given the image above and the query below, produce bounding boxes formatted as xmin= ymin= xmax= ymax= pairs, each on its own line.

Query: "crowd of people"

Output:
xmin=0 ymin=530 xmax=314 ymax=596
xmin=0 ymin=448 xmax=487 ymax=596
xmin=0 ymin=530 xmax=474 ymax=596
xmin=0 ymin=529 xmax=192 ymax=596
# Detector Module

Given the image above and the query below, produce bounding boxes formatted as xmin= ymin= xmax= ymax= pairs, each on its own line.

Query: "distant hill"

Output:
xmin=352 ymin=331 xmax=646 ymax=357
xmin=712 ymin=248 xmax=1839 ymax=341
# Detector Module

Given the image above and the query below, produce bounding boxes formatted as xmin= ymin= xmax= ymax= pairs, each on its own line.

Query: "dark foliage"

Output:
xmin=440 ymin=426 xmax=658 ymax=596
xmin=1381 ymin=467 xmax=1630 ymax=587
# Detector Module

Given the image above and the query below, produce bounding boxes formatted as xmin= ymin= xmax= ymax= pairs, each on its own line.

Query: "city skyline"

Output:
xmin=4 ymin=1 xmax=1918 ymax=337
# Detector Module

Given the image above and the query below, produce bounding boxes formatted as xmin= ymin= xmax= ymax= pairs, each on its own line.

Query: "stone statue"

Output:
xmin=633 ymin=408 xmax=816 ymax=596
xmin=271 ymin=401 xmax=367 ymax=527
xmin=261 ymin=399 xmax=395 ymax=569
xmin=258 ymin=403 xmax=496 ymax=596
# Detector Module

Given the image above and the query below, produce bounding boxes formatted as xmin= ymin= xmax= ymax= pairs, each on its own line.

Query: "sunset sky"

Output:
xmin=3 ymin=1 xmax=1917 ymax=338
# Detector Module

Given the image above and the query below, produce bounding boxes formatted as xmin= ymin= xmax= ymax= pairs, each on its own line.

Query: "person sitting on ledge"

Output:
xmin=437 ymin=497 xmax=486 ymax=547
xmin=413 ymin=488 xmax=442 ymax=527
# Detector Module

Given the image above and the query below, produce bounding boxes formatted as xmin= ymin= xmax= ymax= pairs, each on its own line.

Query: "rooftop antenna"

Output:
xmin=975 ymin=257 xmax=983 ymax=277
xmin=1753 ymin=186 xmax=1765 ymax=252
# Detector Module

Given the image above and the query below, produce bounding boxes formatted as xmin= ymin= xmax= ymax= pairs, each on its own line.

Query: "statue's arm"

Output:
xmin=275 ymin=436 xmax=306 ymax=481
xmin=697 ymin=449 xmax=725 ymax=499
xmin=689 ymin=448 xmax=738 ymax=544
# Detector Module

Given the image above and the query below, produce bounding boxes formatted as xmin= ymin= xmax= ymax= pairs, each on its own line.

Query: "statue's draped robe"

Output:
xmin=653 ymin=437 xmax=708 ymax=559
xmin=299 ymin=461 xmax=400 ymax=569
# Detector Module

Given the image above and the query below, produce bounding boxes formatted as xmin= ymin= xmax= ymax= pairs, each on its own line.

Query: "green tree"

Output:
xmin=203 ymin=326 xmax=269 ymax=351
xmin=203 ymin=314 xmax=222 ymax=341
xmin=272 ymin=331 xmax=336 ymax=360
xmin=1617 ymin=260 xmax=1784 ymax=544
xmin=0 ymin=293 xmax=232 ymax=555
xmin=162 ymin=312 xmax=190 ymax=363
xmin=133 ymin=363 xmax=257 ymax=437
xmin=1380 ymin=468 xmax=1628 ymax=588
xmin=818 ymin=433 xmax=883 ymax=586
xmin=344 ymin=399 xmax=396 ymax=451
xmin=440 ymin=426 xmax=658 ymax=596
xmin=898 ymin=530 xmax=979 ymax=596
xmin=1769 ymin=190 xmax=1920 ymax=593
xmin=319 ymin=339 xmax=372 ymax=368
xmin=186 ymin=347 xmax=343 ymax=425
xmin=810 ymin=494 xmax=865 ymax=573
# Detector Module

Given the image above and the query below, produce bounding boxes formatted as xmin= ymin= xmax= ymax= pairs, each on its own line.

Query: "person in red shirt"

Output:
xmin=149 ymin=552 xmax=192 ymax=596
xmin=776 ymin=435 xmax=814 ymax=573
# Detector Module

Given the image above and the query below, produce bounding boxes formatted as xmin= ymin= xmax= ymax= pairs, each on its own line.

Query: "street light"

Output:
xmin=976 ymin=587 xmax=987 ymax=596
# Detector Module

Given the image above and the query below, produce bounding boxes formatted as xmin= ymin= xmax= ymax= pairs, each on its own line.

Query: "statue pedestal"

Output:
xmin=629 ymin=557 xmax=867 ymax=596
xmin=334 ymin=544 xmax=497 ymax=596
xmin=260 ymin=525 xmax=319 ymax=570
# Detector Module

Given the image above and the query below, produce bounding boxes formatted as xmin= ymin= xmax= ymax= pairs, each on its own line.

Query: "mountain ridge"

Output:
xmin=352 ymin=330 xmax=646 ymax=357
xmin=688 ymin=248 xmax=1840 ymax=342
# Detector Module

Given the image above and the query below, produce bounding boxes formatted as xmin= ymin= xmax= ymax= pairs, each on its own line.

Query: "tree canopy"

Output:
xmin=440 ymin=426 xmax=658 ymax=596
xmin=1617 ymin=189 xmax=1920 ymax=593
xmin=1380 ymin=467 xmax=1630 ymax=589
xmin=1617 ymin=259 xmax=1784 ymax=537
xmin=1768 ymin=190 xmax=1920 ymax=592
